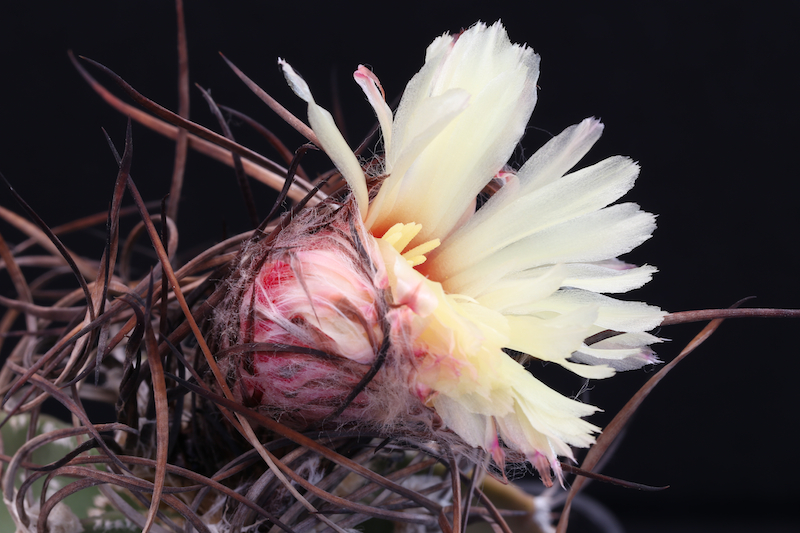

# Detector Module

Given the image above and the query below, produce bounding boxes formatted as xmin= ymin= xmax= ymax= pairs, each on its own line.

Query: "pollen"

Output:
xmin=381 ymin=222 xmax=441 ymax=267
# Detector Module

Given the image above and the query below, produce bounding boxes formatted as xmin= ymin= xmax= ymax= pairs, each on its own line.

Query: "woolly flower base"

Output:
xmin=215 ymin=200 xmax=444 ymax=437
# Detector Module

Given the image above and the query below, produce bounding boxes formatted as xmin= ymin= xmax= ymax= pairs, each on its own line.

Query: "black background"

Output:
xmin=1 ymin=2 xmax=798 ymax=532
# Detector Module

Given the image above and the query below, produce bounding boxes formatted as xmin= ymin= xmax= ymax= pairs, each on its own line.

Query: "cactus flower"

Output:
xmin=224 ymin=21 xmax=665 ymax=486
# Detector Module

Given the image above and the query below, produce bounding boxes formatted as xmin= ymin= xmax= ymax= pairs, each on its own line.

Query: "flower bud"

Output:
xmin=215 ymin=201 xmax=437 ymax=432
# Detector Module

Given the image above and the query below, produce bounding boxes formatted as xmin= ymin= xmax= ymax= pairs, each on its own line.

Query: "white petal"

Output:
xmin=366 ymin=21 xmax=540 ymax=243
xmin=430 ymin=155 xmax=641 ymax=283
xmin=571 ymin=347 xmax=658 ymax=372
xmin=279 ymin=58 xmax=313 ymax=102
xmin=575 ymin=344 xmax=653 ymax=361
xmin=513 ymin=288 xmax=666 ymax=332
xmin=354 ymin=65 xmax=394 ymax=155
xmin=531 ymin=261 xmax=657 ymax=294
xmin=570 ymin=331 xmax=663 ymax=371
xmin=390 ymin=88 xmax=471 ymax=181
xmin=517 ymin=117 xmax=605 ymax=192
xmin=476 ymin=264 xmax=567 ymax=311
xmin=499 ymin=380 xmax=599 ymax=456
xmin=366 ymin=89 xmax=470 ymax=227
xmin=444 ymin=203 xmax=656 ymax=296
xmin=388 ymin=31 xmax=456 ymax=163
xmin=306 ymin=104 xmax=369 ymax=214
xmin=434 ymin=395 xmax=496 ymax=450
xmin=505 ymin=309 xmax=616 ymax=379
xmin=433 ymin=347 xmax=600 ymax=464
xmin=424 ymin=69 xmax=538 ymax=240
xmin=591 ymin=331 xmax=663 ymax=349
xmin=280 ymin=59 xmax=369 ymax=215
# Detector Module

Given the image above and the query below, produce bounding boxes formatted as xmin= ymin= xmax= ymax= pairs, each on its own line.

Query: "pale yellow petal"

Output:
xmin=280 ymin=59 xmax=369 ymax=215
xmin=475 ymin=264 xmax=567 ymax=312
xmin=367 ymin=21 xmax=540 ymax=244
xmin=433 ymin=395 xmax=495 ymax=449
xmin=494 ymin=261 xmax=657 ymax=296
xmin=366 ymin=89 xmax=470 ymax=229
xmin=443 ymin=203 xmax=656 ymax=296
xmin=517 ymin=117 xmax=605 ymax=192
xmin=354 ymin=65 xmax=394 ymax=155
xmin=430 ymin=155 xmax=641 ymax=284
xmin=514 ymin=288 xmax=666 ymax=332
xmin=505 ymin=309 xmax=616 ymax=379
xmin=558 ymin=262 xmax=657 ymax=293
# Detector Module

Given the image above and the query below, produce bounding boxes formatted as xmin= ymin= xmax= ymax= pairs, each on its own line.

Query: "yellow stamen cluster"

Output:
xmin=380 ymin=222 xmax=440 ymax=267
